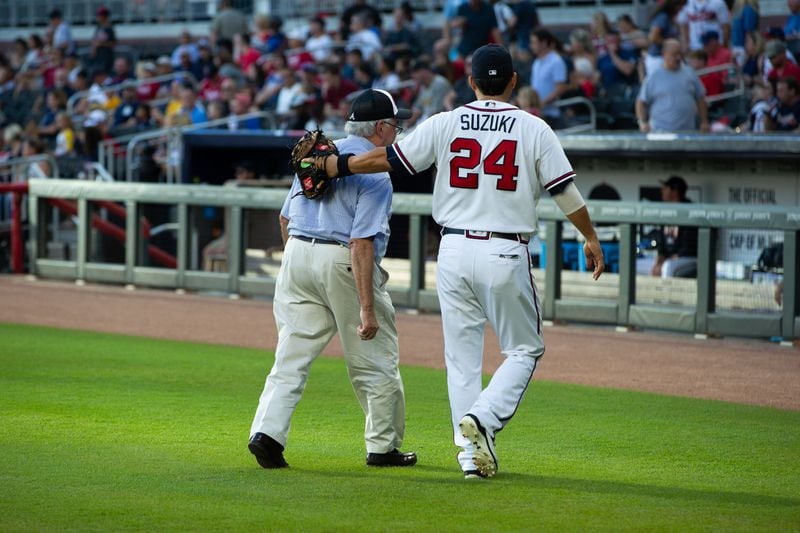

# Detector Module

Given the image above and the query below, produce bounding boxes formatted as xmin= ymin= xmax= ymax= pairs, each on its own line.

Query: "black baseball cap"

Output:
xmin=348 ymin=89 xmax=411 ymax=121
xmin=660 ymin=175 xmax=687 ymax=196
xmin=471 ymin=44 xmax=513 ymax=80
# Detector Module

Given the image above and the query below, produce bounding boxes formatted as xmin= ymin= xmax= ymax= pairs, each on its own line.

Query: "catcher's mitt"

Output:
xmin=290 ymin=129 xmax=338 ymax=200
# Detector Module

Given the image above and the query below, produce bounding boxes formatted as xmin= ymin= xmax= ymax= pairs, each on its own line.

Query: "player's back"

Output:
xmin=428 ymin=100 xmax=568 ymax=234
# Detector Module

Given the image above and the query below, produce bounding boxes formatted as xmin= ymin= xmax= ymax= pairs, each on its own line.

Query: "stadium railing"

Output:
xmin=117 ymin=110 xmax=276 ymax=183
xmin=1 ymin=0 xmax=224 ymax=27
xmin=25 ymin=179 xmax=799 ymax=343
xmin=0 ymin=155 xmax=60 ymax=273
xmin=553 ymin=96 xmax=597 ymax=133
xmin=0 ymin=0 xmax=789 ymax=34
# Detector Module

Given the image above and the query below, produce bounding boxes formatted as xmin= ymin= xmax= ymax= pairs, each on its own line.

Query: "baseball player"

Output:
xmin=311 ymin=44 xmax=604 ymax=479
xmin=248 ymin=90 xmax=417 ymax=469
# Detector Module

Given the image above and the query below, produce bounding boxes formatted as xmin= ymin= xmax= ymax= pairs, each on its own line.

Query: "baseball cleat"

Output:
xmin=459 ymin=414 xmax=497 ymax=478
xmin=464 ymin=469 xmax=488 ymax=480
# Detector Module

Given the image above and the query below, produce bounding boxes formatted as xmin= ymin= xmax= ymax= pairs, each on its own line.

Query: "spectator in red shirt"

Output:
xmin=766 ymin=40 xmax=800 ymax=84
xmin=199 ymin=64 xmax=225 ymax=102
xmin=702 ymin=30 xmax=733 ymax=66
xmin=136 ymin=62 xmax=160 ymax=102
xmin=237 ymin=33 xmax=262 ymax=73
xmin=285 ymin=33 xmax=315 ymax=71
xmin=701 ymin=30 xmax=733 ymax=89
xmin=688 ymin=49 xmax=724 ymax=96
xmin=320 ymin=63 xmax=359 ymax=125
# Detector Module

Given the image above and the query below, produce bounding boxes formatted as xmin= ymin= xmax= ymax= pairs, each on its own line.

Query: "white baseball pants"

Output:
xmin=250 ymin=237 xmax=406 ymax=454
xmin=437 ymin=233 xmax=544 ymax=471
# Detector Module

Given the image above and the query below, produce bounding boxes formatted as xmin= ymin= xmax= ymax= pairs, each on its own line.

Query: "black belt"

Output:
xmin=441 ymin=227 xmax=530 ymax=244
xmin=293 ymin=235 xmax=342 ymax=246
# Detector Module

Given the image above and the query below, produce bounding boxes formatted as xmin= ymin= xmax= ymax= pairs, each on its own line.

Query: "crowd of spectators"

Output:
xmin=1 ymin=0 xmax=798 ymax=181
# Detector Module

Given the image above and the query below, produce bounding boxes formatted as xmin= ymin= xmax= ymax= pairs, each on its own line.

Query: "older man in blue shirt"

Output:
xmin=249 ymin=90 xmax=417 ymax=469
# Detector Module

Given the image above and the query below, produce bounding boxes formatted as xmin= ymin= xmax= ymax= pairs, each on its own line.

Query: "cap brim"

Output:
xmin=395 ymin=108 xmax=412 ymax=120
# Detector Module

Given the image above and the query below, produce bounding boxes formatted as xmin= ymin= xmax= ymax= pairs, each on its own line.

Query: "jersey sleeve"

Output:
xmin=388 ymin=115 xmax=438 ymax=176
xmin=537 ymin=126 xmax=576 ymax=194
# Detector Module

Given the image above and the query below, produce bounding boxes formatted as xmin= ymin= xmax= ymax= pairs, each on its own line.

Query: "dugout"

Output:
xmin=181 ymin=129 xmax=435 ymax=259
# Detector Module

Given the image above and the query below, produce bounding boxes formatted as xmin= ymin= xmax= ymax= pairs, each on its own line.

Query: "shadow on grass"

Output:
xmin=500 ymin=472 xmax=800 ymax=507
xmin=259 ymin=463 xmax=799 ymax=508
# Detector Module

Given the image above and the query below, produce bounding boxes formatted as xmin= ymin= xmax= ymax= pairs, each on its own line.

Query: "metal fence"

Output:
xmin=25 ymin=179 xmax=800 ymax=343
xmin=1 ymin=0 xmax=789 ymax=30
xmin=0 ymin=0 xmax=234 ymax=28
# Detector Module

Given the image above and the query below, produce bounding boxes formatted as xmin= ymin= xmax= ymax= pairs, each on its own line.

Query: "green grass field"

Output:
xmin=1 ymin=323 xmax=798 ymax=532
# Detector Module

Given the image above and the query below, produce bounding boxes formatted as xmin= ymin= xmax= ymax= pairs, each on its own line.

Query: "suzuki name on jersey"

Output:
xmin=460 ymin=114 xmax=517 ymax=133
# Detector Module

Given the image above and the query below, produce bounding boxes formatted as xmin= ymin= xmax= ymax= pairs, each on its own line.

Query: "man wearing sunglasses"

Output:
xmin=249 ymin=89 xmax=417 ymax=469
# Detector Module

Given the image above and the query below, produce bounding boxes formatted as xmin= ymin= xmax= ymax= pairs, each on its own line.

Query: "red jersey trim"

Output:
xmin=463 ymin=104 xmax=520 ymax=113
xmin=545 ymin=171 xmax=576 ymax=190
xmin=393 ymin=143 xmax=417 ymax=174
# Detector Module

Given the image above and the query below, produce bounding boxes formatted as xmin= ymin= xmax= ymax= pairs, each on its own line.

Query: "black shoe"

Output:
xmin=248 ymin=432 xmax=288 ymax=469
xmin=366 ymin=449 xmax=417 ymax=467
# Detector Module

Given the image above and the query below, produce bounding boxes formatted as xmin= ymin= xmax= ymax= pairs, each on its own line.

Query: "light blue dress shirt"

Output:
xmin=280 ymin=135 xmax=393 ymax=264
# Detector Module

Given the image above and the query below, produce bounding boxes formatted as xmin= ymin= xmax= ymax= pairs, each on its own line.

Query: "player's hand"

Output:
xmin=584 ymin=238 xmax=605 ymax=280
xmin=301 ymin=154 xmax=339 ymax=178
xmin=357 ymin=308 xmax=379 ymax=340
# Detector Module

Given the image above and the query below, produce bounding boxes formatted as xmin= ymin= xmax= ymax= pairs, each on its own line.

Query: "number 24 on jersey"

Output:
xmin=449 ymin=138 xmax=519 ymax=191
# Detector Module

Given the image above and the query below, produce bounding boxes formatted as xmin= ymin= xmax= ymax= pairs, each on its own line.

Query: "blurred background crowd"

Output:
xmin=0 ymin=0 xmax=798 ymax=180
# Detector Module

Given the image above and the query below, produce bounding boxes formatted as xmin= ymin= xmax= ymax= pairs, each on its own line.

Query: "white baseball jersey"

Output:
xmin=676 ymin=0 xmax=731 ymax=50
xmin=388 ymin=97 xmax=574 ymax=475
xmin=389 ymin=99 xmax=575 ymax=234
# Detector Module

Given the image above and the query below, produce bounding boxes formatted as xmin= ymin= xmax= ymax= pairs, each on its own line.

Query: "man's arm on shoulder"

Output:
xmin=350 ymin=237 xmax=378 ymax=340
xmin=326 ymin=146 xmax=392 ymax=177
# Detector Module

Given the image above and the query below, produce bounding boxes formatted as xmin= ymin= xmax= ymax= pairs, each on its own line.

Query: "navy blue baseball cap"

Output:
xmin=348 ymin=89 xmax=411 ymax=121
xmin=700 ymin=30 xmax=720 ymax=45
xmin=471 ymin=44 xmax=513 ymax=80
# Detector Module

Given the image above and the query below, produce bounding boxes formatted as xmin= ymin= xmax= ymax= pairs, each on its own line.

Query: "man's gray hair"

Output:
xmin=344 ymin=120 xmax=379 ymax=138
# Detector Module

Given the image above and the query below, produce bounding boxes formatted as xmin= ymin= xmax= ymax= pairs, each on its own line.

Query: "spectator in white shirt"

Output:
xmin=48 ymin=9 xmax=75 ymax=55
xmin=346 ymin=13 xmax=383 ymax=63
xmin=677 ymin=0 xmax=732 ymax=50
xmin=305 ymin=17 xmax=334 ymax=62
